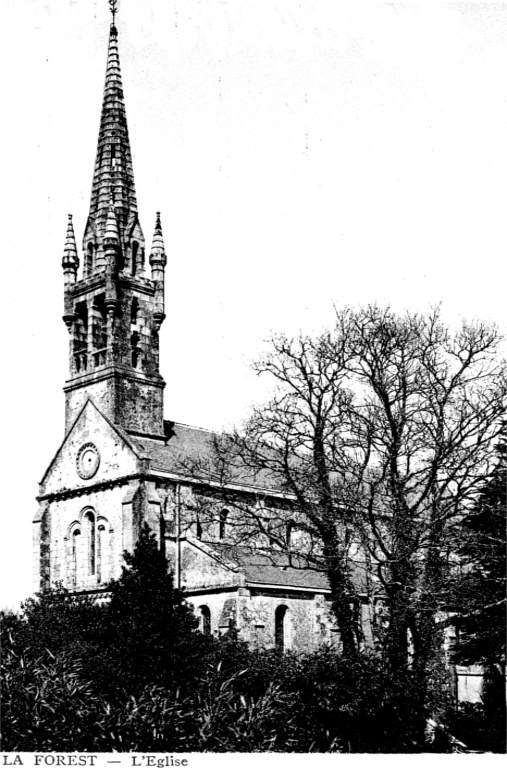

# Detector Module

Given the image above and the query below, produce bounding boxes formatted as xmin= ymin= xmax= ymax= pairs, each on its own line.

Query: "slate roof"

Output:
xmin=131 ymin=421 xmax=284 ymax=493
xmin=133 ymin=423 xmax=370 ymax=596
xmin=204 ymin=543 xmax=369 ymax=594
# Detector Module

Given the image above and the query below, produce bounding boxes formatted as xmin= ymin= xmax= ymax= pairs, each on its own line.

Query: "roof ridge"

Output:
xmin=171 ymin=421 xmax=220 ymax=434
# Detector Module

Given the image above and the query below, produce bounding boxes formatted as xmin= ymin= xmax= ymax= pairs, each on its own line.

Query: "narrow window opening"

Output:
xmin=73 ymin=301 xmax=88 ymax=373
xmin=92 ymin=294 xmax=107 ymax=367
xmin=97 ymin=524 xmax=106 ymax=584
xmin=275 ymin=605 xmax=288 ymax=652
xmin=86 ymin=242 xmax=94 ymax=275
xmin=132 ymin=241 xmax=139 ymax=277
xmin=131 ymin=331 xmax=141 ymax=368
xmin=199 ymin=606 xmax=211 ymax=636
xmin=72 ymin=529 xmax=80 ymax=587
xmin=131 ymin=297 xmax=139 ymax=325
xmin=219 ymin=509 xmax=228 ymax=540
xmin=84 ymin=511 xmax=96 ymax=575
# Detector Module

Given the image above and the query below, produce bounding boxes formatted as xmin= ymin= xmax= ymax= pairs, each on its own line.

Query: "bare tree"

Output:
xmin=180 ymin=306 xmax=506 ymax=668
xmin=332 ymin=307 xmax=505 ymax=672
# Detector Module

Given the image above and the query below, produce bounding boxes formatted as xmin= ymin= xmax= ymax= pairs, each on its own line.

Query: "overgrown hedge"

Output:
xmin=0 ymin=527 xmax=491 ymax=753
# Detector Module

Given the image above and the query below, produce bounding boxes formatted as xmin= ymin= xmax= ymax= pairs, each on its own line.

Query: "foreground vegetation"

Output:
xmin=1 ymin=526 xmax=504 ymax=753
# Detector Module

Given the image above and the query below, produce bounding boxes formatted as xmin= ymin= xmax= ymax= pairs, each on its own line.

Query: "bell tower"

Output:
xmin=62 ymin=11 xmax=167 ymax=440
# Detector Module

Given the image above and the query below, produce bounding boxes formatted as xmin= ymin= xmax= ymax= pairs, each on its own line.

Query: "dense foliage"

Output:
xmin=1 ymin=631 xmax=428 ymax=752
xmin=2 ymin=518 xmax=504 ymax=752
xmin=452 ymin=441 xmax=506 ymax=669
xmin=93 ymin=524 xmax=211 ymax=697
xmin=446 ymin=439 xmax=507 ymax=753
xmin=1 ymin=524 xmax=436 ymax=753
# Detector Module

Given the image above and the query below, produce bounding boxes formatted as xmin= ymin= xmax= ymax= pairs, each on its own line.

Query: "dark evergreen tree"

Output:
xmin=97 ymin=523 xmax=209 ymax=696
xmin=10 ymin=585 xmax=106 ymax=659
xmin=453 ymin=440 xmax=506 ymax=664
xmin=451 ymin=437 xmax=506 ymax=751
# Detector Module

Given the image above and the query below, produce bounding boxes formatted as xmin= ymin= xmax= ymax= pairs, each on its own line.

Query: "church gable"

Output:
xmin=177 ymin=537 xmax=242 ymax=592
xmin=41 ymin=399 xmax=141 ymax=495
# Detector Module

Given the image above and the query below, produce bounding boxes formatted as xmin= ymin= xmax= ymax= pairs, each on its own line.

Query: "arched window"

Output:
xmin=85 ymin=242 xmax=94 ymax=275
xmin=73 ymin=301 xmax=88 ymax=373
xmin=198 ymin=605 xmax=211 ymax=636
xmin=132 ymin=241 xmax=139 ymax=276
xmin=83 ymin=510 xmax=96 ymax=575
xmin=71 ymin=528 xmax=81 ymax=586
xmin=131 ymin=331 xmax=141 ymax=368
xmin=275 ymin=605 xmax=288 ymax=652
xmin=92 ymin=294 xmax=108 ymax=367
xmin=97 ymin=523 xmax=106 ymax=583
xmin=131 ymin=297 xmax=139 ymax=325
xmin=219 ymin=509 xmax=228 ymax=540
xmin=68 ymin=511 xmax=110 ymax=588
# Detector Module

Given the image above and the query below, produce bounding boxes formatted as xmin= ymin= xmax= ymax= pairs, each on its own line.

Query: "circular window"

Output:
xmin=76 ymin=442 xmax=100 ymax=479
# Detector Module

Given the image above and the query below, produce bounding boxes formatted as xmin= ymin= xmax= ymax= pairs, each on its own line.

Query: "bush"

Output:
xmin=0 ymin=526 xmax=440 ymax=752
xmin=199 ymin=645 xmax=428 ymax=752
xmin=1 ymin=646 xmax=102 ymax=751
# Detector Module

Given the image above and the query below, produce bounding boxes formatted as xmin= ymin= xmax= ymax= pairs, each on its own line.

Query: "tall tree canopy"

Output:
xmin=199 ymin=306 xmax=506 ymax=670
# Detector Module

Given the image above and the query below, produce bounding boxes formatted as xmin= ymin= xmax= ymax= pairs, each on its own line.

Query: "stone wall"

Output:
xmin=44 ymin=483 xmax=134 ymax=591
xmin=185 ymin=585 xmax=339 ymax=653
xmin=42 ymin=400 xmax=139 ymax=495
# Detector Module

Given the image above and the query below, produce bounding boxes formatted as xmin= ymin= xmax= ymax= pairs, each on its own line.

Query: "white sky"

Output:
xmin=1 ymin=0 xmax=506 ymax=611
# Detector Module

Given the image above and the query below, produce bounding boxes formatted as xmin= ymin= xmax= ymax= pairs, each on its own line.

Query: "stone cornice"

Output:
xmin=150 ymin=468 xmax=296 ymax=503
xmin=71 ymin=274 xmax=156 ymax=300
xmin=37 ymin=473 xmax=145 ymax=503
xmin=119 ymin=275 xmax=156 ymax=296
xmin=71 ymin=273 xmax=106 ymax=297
xmin=38 ymin=469 xmax=291 ymax=506
xmin=182 ymin=585 xmax=240 ymax=596
xmin=247 ymin=582 xmax=330 ymax=595
xmin=64 ymin=366 xmax=166 ymax=393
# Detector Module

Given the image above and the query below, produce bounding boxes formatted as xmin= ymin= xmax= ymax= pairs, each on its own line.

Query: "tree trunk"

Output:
xmin=322 ymin=534 xmax=359 ymax=657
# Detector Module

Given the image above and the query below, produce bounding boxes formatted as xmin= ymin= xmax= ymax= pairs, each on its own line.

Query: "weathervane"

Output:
xmin=109 ymin=0 xmax=118 ymax=24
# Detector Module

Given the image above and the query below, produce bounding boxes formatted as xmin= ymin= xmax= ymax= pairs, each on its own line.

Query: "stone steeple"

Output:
xmin=82 ymin=19 xmax=144 ymax=278
xmin=61 ymin=11 xmax=166 ymax=440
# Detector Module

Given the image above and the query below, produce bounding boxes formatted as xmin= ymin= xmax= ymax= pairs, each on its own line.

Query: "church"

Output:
xmin=33 ymin=10 xmax=371 ymax=654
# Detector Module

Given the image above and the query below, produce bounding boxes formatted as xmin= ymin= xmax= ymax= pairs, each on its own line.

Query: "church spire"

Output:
xmin=83 ymin=4 xmax=143 ymax=269
xmin=62 ymin=5 xmax=166 ymax=440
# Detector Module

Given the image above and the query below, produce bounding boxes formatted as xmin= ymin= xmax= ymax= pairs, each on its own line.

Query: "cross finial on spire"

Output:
xmin=109 ymin=0 xmax=118 ymax=24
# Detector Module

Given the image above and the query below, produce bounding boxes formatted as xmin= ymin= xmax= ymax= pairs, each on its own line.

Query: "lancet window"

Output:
xmin=275 ymin=605 xmax=289 ymax=652
xmin=198 ymin=606 xmax=211 ymax=636
xmin=73 ymin=301 xmax=88 ymax=373
xmin=219 ymin=509 xmax=229 ymax=540
xmin=91 ymin=294 xmax=108 ymax=367
xmin=67 ymin=510 xmax=111 ymax=588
